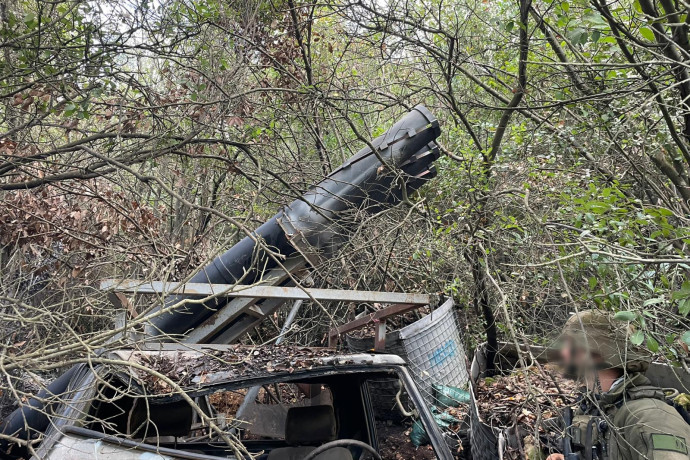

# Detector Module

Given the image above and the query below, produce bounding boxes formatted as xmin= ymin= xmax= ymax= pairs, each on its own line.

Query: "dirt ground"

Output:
xmin=376 ymin=421 xmax=440 ymax=460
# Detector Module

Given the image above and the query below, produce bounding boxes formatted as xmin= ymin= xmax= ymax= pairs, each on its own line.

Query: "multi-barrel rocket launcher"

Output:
xmin=0 ymin=105 xmax=442 ymax=450
xmin=145 ymin=104 xmax=441 ymax=343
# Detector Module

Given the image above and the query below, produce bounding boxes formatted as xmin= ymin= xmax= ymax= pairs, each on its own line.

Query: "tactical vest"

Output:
xmin=571 ymin=386 xmax=689 ymax=460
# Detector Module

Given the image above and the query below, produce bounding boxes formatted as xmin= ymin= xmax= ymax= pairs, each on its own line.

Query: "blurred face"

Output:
xmin=560 ymin=336 xmax=602 ymax=380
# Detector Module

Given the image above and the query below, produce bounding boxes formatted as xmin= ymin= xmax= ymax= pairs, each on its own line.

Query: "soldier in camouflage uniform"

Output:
xmin=546 ymin=310 xmax=690 ymax=460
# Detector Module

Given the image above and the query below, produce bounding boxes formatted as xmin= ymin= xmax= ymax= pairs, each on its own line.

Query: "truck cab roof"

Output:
xmin=104 ymin=344 xmax=407 ymax=394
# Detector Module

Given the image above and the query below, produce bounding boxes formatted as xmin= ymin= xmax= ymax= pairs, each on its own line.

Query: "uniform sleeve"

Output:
xmin=617 ymin=399 xmax=690 ymax=460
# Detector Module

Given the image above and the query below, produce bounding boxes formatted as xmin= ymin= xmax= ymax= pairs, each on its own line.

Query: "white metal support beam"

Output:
xmin=100 ymin=280 xmax=431 ymax=305
xmin=100 ymin=256 xmax=431 ymax=345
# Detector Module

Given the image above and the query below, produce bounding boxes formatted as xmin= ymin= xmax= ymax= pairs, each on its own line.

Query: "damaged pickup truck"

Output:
xmin=25 ymin=345 xmax=454 ymax=460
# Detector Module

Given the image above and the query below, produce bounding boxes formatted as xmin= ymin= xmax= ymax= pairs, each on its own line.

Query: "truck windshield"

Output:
xmin=78 ymin=371 xmax=374 ymax=459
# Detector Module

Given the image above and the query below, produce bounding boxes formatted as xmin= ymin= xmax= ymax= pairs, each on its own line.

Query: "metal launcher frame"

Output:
xmin=102 ymin=273 xmax=432 ymax=348
xmin=1 ymin=105 xmax=443 ymax=451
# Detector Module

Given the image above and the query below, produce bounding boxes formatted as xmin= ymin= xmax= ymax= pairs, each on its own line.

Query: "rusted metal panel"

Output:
xmin=107 ymin=292 xmax=138 ymax=318
xmin=276 ymin=217 xmax=326 ymax=268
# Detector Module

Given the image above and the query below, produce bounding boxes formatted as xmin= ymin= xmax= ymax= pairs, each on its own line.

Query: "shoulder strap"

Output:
xmin=623 ymin=386 xmax=690 ymax=425
xmin=625 ymin=385 xmax=668 ymax=402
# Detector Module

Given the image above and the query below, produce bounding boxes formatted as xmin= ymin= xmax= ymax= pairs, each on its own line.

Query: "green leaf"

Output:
xmin=671 ymin=281 xmax=690 ymax=300
xmin=680 ymin=298 xmax=690 ymax=316
xmin=640 ymin=27 xmax=655 ymax=41
xmin=682 ymin=331 xmax=690 ymax=345
xmin=64 ymin=102 xmax=77 ymax=116
xmin=567 ymin=28 xmax=588 ymax=45
xmin=561 ymin=1 xmax=569 ymax=13
xmin=643 ymin=297 xmax=664 ymax=306
xmin=613 ymin=310 xmax=636 ymax=321
xmin=630 ymin=330 xmax=644 ymax=346
xmin=505 ymin=21 xmax=514 ymax=32
xmin=647 ymin=336 xmax=659 ymax=353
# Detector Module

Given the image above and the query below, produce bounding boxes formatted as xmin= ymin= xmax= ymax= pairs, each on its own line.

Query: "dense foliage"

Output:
xmin=3 ymin=0 xmax=690 ymax=445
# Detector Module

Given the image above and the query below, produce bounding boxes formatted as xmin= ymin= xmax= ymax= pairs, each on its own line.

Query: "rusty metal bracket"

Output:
xmin=327 ymin=303 xmax=427 ymax=351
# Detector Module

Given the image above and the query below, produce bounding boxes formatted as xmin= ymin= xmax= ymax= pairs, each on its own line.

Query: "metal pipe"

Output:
xmin=0 ymin=365 xmax=82 ymax=458
xmin=277 ymin=299 xmax=303 ymax=346
xmin=146 ymin=105 xmax=440 ymax=337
